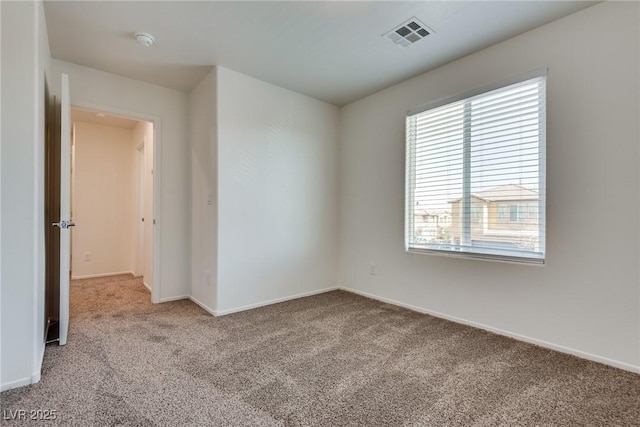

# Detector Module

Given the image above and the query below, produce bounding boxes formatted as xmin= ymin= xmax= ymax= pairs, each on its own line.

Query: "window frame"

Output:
xmin=405 ymin=69 xmax=547 ymax=265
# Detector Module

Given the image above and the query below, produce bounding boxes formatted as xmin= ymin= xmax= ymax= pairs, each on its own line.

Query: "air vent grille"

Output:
xmin=384 ymin=17 xmax=433 ymax=48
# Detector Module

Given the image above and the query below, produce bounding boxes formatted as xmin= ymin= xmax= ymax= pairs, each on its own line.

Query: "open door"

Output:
xmin=44 ymin=80 xmax=60 ymax=343
xmin=53 ymin=74 xmax=73 ymax=346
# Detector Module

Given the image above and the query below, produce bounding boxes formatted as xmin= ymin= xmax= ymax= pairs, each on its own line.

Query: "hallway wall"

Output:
xmin=71 ymin=121 xmax=136 ymax=278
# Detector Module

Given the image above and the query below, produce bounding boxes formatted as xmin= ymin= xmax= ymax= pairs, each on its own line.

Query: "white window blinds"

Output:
xmin=406 ymin=71 xmax=546 ymax=263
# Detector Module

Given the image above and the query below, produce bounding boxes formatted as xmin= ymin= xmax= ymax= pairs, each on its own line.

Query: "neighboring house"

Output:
xmin=449 ymin=184 xmax=540 ymax=251
xmin=414 ymin=209 xmax=452 ymax=242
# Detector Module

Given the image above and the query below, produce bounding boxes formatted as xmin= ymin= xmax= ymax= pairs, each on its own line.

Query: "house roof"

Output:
xmin=449 ymin=184 xmax=538 ymax=203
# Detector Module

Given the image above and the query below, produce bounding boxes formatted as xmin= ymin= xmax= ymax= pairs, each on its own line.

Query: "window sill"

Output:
xmin=406 ymin=246 xmax=545 ymax=266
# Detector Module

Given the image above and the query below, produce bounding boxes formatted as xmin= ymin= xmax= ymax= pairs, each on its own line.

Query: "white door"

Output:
xmin=57 ymin=74 xmax=72 ymax=345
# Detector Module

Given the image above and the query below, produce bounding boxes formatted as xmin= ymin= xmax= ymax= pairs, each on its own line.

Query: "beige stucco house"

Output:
xmin=449 ymin=184 xmax=540 ymax=251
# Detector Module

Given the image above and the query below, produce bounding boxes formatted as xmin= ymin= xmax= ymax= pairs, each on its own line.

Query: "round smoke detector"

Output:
xmin=135 ymin=32 xmax=155 ymax=47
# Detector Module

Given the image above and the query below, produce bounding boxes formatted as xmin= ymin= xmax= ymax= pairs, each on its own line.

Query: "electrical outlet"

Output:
xmin=369 ymin=262 xmax=376 ymax=275
xmin=84 ymin=252 xmax=91 ymax=262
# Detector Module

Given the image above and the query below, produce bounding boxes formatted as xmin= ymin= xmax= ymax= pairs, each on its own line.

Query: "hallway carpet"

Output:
xmin=1 ymin=275 xmax=639 ymax=426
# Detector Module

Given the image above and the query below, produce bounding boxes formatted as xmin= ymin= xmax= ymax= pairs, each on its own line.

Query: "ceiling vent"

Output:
xmin=384 ymin=17 xmax=433 ymax=48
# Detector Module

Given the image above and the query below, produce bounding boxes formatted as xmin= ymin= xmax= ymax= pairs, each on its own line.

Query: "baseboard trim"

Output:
xmin=32 ymin=343 xmax=45 ymax=384
xmin=339 ymin=286 xmax=640 ymax=374
xmin=189 ymin=296 xmax=216 ymax=316
xmin=71 ymin=271 xmax=134 ymax=280
xmin=214 ymin=286 xmax=339 ymax=317
xmin=31 ymin=372 xmax=41 ymax=385
xmin=1 ymin=376 xmax=34 ymax=392
xmin=158 ymin=294 xmax=190 ymax=303
xmin=1 ymin=344 xmax=46 ymax=392
xmin=143 ymin=281 xmax=151 ymax=292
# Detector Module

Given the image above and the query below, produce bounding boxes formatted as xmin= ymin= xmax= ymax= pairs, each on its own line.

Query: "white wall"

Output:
xmin=189 ymin=68 xmax=217 ymax=312
xmin=34 ymin=0 xmax=51 ymax=389
xmin=50 ymin=59 xmax=190 ymax=302
xmin=132 ymin=121 xmax=154 ymax=288
xmin=216 ymin=67 xmax=339 ymax=313
xmin=0 ymin=0 xmax=51 ymax=391
xmin=71 ymin=122 xmax=135 ymax=278
xmin=338 ymin=1 xmax=639 ymax=371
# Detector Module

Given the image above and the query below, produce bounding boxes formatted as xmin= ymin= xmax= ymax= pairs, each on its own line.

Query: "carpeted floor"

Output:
xmin=1 ymin=275 xmax=639 ymax=426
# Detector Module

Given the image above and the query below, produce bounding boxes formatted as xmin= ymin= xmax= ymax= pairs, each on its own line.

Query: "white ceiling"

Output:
xmin=71 ymin=108 xmax=141 ymax=129
xmin=44 ymin=1 xmax=597 ymax=106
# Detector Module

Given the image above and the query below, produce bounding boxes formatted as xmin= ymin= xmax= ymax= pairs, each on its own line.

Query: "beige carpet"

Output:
xmin=1 ymin=274 xmax=639 ymax=426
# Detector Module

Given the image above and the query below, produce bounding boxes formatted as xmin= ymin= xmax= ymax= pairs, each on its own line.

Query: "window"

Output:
xmin=498 ymin=204 xmax=509 ymax=222
xmin=527 ymin=203 xmax=539 ymax=222
xmin=497 ymin=203 xmax=540 ymax=223
xmin=405 ymin=70 xmax=546 ymax=263
xmin=510 ymin=204 xmax=519 ymax=222
xmin=470 ymin=205 xmax=483 ymax=223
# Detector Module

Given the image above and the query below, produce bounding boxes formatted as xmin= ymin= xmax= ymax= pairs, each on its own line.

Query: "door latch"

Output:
xmin=52 ymin=220 xmax=75 ymax=229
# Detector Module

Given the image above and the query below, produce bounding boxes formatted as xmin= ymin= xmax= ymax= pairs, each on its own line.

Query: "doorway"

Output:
xmin=69 ymin=107 xmax=155 ymax=299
